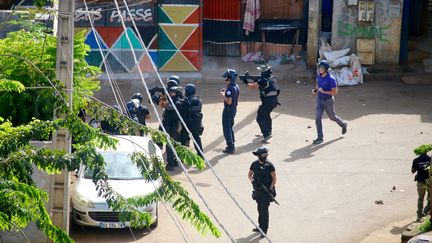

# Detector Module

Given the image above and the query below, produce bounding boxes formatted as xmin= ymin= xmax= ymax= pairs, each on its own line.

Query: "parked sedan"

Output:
xmin=71 ymin=135 xmax=161 ymax=229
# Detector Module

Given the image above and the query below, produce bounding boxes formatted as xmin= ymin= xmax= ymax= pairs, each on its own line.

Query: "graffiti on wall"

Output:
xmin=338 ymin=21 xmax=390 ymax=42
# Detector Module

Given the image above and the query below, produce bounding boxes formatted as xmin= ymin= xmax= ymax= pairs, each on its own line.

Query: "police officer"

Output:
xmin=221 ymin=69 xmax=240 ymax=154
xmin=167 ymin=75 xmax=184 ymax=99
xmin=179 ymin=84 xmax=204 ymax=158
xmin=248 ymin=147 xmax=277 ymax=238
xmin=126 ymin=98 xmax=141 ymax=123
xmin=160 ymin=86 xmax=184 ymax=171
xmin=312 ymin=60 xmax=348 ymax=145
xmin=412 ymin=151 xmax=431 ymax=221
xmin=131 ymin=93 xmax=150 ymax=126
xmin=246 ymin=65 xmax=280 ymax=143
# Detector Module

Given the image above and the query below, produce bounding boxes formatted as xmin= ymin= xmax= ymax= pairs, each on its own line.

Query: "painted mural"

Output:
xmin=75 ymin=2 xmax=202 ymax=73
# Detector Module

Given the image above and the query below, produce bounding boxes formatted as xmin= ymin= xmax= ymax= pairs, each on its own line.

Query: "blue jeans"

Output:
xmin=222 ymin=107 xmax=236 ymax=148
xmin=315 ymin=96 xmax=345 ymax=139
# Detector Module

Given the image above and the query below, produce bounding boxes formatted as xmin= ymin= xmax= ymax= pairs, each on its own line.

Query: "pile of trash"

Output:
xmin=319 ymin=38 xmax=364 ymax=86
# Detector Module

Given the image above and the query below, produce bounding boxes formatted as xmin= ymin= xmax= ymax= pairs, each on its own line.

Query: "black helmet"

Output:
xmin=167 ymin=75 xmax=180 ymax=88
xmin=168 ymin=86 xmax=179 ymax=95
xmin=185 ymin=83 xmax=196 ymax=97
xmin=257 ymin=64 xmax=272 ymax=78
xmin=318 ymin=60 xmax=330 ymax=71
xmin=132 ymin=93 xmax=143 ymax=102
xmin=253 ymin=147 xmax=269 ymax=156
xmin=222 ymin=69 xmax=238 ymax=83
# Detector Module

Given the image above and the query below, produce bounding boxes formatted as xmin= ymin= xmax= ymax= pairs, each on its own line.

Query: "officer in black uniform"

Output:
xmin=248 ymin=147 xmax=277 ymax=238
xmin=167 ymin=75 xmax=184 ymax=99
xmin=131 ymin=93 xmax=150 ymax=126
xmin=179 ymin=84 xmax=204 ymax=158
xmin=246 ymin=65 xmax=280 ymax=143
xmin=160 ymin=86 xmax=184 ymax=171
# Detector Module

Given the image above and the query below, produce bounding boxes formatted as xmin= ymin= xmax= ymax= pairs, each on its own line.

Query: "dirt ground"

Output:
xmin=69 ymin=75 xmax=432 ymax=243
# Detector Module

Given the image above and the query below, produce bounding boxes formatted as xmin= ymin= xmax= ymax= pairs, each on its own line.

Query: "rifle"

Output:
xmin=253 ymin=177 xmax=280 ymax=205
xmin=239 ymin=71 xmax=261 ymax=85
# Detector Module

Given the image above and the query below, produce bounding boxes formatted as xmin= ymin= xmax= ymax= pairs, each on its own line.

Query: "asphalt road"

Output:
xmin=71 ymin=77 xmax=432 ymax=243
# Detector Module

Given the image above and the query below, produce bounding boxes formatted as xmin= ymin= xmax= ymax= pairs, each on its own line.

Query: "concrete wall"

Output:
xmin=331 ymin=0 xmax=403 ymax=64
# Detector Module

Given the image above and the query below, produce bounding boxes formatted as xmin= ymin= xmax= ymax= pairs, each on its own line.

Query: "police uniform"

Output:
xmin=162 ymin=88 xmax=184 ymax=169
xmin=222 ymin=77 xmax=240 ymax=152
xmin=249 ymin=148 xmax=276 ymax=236
xmin=256 ymin=65 xmax=279 ymax=139
xmin=179 ymin=84 xmax=204 ymax=158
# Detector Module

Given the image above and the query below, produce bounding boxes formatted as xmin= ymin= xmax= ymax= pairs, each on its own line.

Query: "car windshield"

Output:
xmin=84 ymin=152 xmax=143 ymax=180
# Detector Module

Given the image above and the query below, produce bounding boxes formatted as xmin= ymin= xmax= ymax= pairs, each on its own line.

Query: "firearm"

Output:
xmin=149 ymin=86 xmax=166 ymax=104
xmin=239 ymin=71 xmax=261 ymax=85
xmin=253 ymin=177 xmax=280 ymax=205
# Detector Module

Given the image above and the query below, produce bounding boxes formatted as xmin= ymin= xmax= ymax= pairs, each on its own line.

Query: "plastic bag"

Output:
xmin=349 ymin=54 xmax=363 ymax=84
xmin=330 ymin=56 xmax=351 ymax=68
xmin=329 ymin=67 xmax=357 ymax=86
xmin=324 ymin=48 xmax=351 ymax=63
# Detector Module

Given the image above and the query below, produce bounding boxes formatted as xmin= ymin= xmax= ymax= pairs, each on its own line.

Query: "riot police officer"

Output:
xmin=248 ymin=147 xmax=277 ymax=238
xmin=221 ymin=69 xmax=240 ymax=154
xmin=131 ymin=92 xmax=150 ymax=126
xmin=179 ymin=84 xmax=204 ymax=158
xmin=167 ymin=75 xmax=184 ymax=99
xmin=246 ymin=65 xmax=280 ymax=143
xmin=126 ymin=98 xmax=141 ymax=123
xmin=160 ymin=86 xmax=184 ymax=171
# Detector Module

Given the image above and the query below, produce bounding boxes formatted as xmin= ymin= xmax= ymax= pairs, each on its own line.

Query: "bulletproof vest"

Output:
xmin=163 ymin=97 xmax=183 ymax=126
xmin=184 ymin=95 xmax=203 ymax=127
xmin=260 ymin=76 xmax=280 ymax=99
xmin=136 ymin=106 xmax=148 ymax=126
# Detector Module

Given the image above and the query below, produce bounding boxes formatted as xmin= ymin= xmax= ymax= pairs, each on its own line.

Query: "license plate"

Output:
xmin=99 ymin=222 xmax=125 ymax=228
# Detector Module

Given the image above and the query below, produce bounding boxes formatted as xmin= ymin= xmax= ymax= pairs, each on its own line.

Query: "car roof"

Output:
xmin=98 ymin=135 xmax=153 ymax=154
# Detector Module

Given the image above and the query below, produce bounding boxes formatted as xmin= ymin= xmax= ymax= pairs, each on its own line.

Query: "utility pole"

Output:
xmin=307 ymin=0 xmax=322 ymax=68
xmin=51 ymin=0 xmax=75 ymax=235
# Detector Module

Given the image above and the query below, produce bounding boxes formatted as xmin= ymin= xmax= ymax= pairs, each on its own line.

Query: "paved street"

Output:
xmin=71 ymin=77 xmax=432 ymax=243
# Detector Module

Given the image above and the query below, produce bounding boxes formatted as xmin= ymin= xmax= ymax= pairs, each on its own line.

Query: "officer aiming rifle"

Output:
xmin=243 ymin=64 xmax=281 ymax=143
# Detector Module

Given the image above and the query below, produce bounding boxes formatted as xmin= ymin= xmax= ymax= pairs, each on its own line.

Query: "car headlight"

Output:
xmin=73 ymin=193 xmax=95 ymax=208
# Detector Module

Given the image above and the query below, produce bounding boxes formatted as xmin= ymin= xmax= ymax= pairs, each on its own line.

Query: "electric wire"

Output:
xmin=120 ymin=1 xmax=272 ymax=241
xmin=75 ymin=4 xmax=192 ymax=240
xmin=109 ymin=0 xmax=236 ymax=241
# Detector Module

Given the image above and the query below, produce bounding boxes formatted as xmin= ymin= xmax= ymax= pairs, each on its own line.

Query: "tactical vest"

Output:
xmin=184 ymin=95 xmax=203 ymax=128
xmin=260 ymin=76 xmax=280 ymax=99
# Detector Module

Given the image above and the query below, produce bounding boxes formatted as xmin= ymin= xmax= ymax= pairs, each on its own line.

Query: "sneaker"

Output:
xmin=252 ymin=228 xmax=260 ymax=232
xmin=222 ymin=147 xmax=235 ymax=154
xmin=342 ymin=122 xmax=348 ymax=135
xmin=312 ymin=138 xmax=323 ymax=145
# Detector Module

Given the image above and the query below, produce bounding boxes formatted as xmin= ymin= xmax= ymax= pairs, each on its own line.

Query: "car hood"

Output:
xmin=75 ymin=178 xmax=160 ymax=203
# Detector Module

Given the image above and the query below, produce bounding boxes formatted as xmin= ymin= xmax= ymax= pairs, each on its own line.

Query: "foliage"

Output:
xmin=414 ymin=144 xmax=432 ymax=156
xmin=0 ymin=23 xmax=100 ymax=126
xmin=0 ymin=10 xmax=217 ymax=243
xmin=419 ymin=217 xmax=431 ymax=233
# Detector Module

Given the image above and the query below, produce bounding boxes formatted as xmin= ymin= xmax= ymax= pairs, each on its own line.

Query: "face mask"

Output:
xmin=258 ymin=155 xmax=267 ymax=162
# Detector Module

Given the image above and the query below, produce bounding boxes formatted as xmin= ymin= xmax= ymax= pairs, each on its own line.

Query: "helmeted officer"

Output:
xmin=179 ymin=84 xmax=204 ymax=158
xmin=248 ymin=147 xmax=277 ymax=238
xmin=221 ymin=69 xmax=240 ymax=154
xmin=246 ymin=64 xmax=280 ymax=143
xmin=131 ymin=92 xmax=150 ymax=126
xmin=126 ymin=98 xmax=140 ymax=123
xmin=312 ymin=60 xmax=348 ymax=145
xmin=161 ymin=86 xmax=184 ymax=171
xmin=167 ymin=75 xmax=184 ymax=99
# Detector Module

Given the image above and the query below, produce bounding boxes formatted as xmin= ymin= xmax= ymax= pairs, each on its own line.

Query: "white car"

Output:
xmin=71 ymin=135 xmax=161 ymax=229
